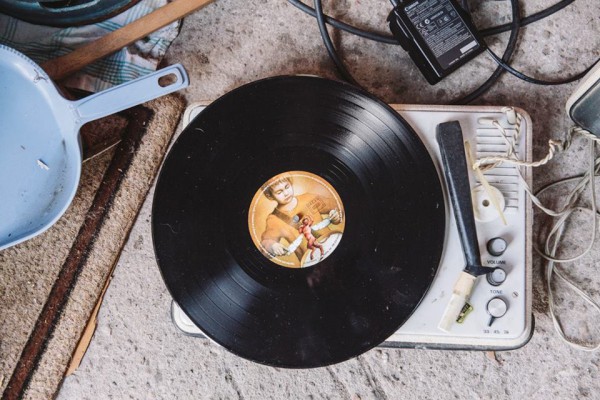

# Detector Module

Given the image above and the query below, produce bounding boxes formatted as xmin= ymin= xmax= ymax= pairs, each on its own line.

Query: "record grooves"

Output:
xmin=152 ymin=76 xmax=446 ymax=367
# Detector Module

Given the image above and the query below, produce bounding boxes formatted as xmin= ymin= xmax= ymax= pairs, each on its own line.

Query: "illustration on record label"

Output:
xmin=249 ymin=171 xmax=345 ymax=268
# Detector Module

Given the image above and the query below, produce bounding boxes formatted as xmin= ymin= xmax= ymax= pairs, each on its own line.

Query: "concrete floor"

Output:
xmin=57 ymin=0 xmax=600 ymax=399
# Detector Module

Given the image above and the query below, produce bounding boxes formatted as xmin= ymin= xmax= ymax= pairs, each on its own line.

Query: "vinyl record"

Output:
xmin=152 ymin=76 xmax=445 ymax=367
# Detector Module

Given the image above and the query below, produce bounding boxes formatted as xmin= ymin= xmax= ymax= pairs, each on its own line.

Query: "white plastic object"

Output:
xmin=505 ymin=108 xmax=518 ymax=125
xmin=471 ymin=185 xmax=506 ymax=222
xmin=487 ymin=297 xmax=508 ymax=318
xmin=438 ymin=271 xmax=477 ymax=332
xmin=477 ymin=117 xmax=496 ymax=126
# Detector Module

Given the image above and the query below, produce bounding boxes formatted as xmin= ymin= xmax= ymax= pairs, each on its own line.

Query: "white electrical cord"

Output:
xmin=474 ymin=109 xmax=600 ymax=351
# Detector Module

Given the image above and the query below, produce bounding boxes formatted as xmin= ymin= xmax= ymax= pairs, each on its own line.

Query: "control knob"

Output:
xmin=487 ymin=267 xmax=507 ymax=286
xmin=486 ymin=297 xmax=508 ymax=326
xmin=487 ymin=237 xmax=507 ymax=256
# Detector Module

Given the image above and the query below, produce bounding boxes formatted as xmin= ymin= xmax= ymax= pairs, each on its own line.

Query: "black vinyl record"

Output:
xmin=152 ymin=76 xmax=446 ymax=368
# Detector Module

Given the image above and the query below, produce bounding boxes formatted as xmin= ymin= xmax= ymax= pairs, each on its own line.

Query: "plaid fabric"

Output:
xmin=0 ymin=0 xmax=180 ymax=92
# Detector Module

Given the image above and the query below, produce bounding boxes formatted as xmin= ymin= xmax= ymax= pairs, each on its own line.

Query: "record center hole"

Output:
xmin=482 ymin=199 xmax=490 ymax=207
xmin=158 ymin=74 xmax=178 ymax=87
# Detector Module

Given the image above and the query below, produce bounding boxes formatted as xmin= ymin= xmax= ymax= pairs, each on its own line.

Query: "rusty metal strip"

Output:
xmin=2 ymin=106 xmax=153 ymax=400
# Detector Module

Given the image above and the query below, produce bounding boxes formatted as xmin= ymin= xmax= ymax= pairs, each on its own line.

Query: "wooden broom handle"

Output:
xmin=41 ymin=0 xmax=214 ymax=81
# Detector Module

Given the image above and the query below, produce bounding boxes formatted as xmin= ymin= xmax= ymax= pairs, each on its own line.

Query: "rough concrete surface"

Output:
xmin=58 ymin=0 xmax=600 ymax=399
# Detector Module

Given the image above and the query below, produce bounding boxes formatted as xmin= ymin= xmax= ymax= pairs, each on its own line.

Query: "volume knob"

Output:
xmin=487 ymin=237 xmax=507 ymax=256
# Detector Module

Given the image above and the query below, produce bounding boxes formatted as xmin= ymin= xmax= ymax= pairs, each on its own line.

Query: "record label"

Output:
xmin=248 ymin=171 xmax=345 ymax=268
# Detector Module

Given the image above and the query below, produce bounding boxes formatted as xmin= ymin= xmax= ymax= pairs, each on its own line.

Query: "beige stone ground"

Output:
xmin=58 ymin=1 xmax=600 ymax=399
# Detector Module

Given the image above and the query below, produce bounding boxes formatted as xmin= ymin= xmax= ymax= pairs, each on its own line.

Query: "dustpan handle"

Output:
xmin=71 ymin=64 xmax=189 ymax=127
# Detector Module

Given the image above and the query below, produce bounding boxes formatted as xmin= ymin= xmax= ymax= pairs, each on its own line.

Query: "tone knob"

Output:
xmin=486 ymin=297 xmax=508 ymax=326
xmin=487 ymin=237 xmax=507 ymax=256
xmin=487 ymin=267 xmax=507 ymax=286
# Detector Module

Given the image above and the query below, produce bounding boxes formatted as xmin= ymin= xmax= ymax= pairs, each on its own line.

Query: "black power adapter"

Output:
xmin=388 ymin=0 xmax=486 ymax=85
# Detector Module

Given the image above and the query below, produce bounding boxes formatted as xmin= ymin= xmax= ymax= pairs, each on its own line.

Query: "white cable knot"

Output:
xmin=501 ymin=106 xmax=518 ymax=125
xmin=573 ymin=126 xmax=600 ymax=142
xmin=561 ymin=127 xmax=577 ymax=151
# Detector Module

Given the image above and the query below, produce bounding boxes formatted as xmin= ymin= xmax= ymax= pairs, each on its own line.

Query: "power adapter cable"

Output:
xmin=487 ymin=48 xmax=600 ymax=86
xmin=293 ymin=0 xmax=598 ymax=102
xmin=309 ymin=0 xmax=522 ymax=104
xmin=288 ymin=0 xmax=576 ymax=44
xmin=453 ymin=0 xmax=521 ymax=105
xmin=480 ymin=0 xmax=576 ymax=36
xmin=313 ymin=0 xmax=361 ymax=87
xmin=288 ymin=0 xmax=399 ymax=44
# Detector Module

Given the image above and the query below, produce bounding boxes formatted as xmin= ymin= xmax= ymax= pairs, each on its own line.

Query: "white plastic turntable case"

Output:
xmin=170 ymin=102 xmax=533 ymax=351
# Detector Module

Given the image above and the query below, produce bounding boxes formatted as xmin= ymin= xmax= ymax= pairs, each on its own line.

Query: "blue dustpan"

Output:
xmin=0 ymin=44 xmax=189 ymax=251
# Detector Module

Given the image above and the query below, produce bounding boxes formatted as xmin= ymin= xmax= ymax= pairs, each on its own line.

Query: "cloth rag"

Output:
xmin=0 ymin=0 xmax=180 ymax=92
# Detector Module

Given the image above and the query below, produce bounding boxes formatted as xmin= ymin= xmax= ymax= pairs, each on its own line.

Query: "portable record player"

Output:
xmin=152 ymin=76 xmax=532 ymax=367
xmin=167 ymin=100 xmax=533 ymax=352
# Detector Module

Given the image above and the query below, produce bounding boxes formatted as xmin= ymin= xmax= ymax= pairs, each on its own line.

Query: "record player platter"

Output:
xmin=151 ymin=76 xmax=447 ymax=368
